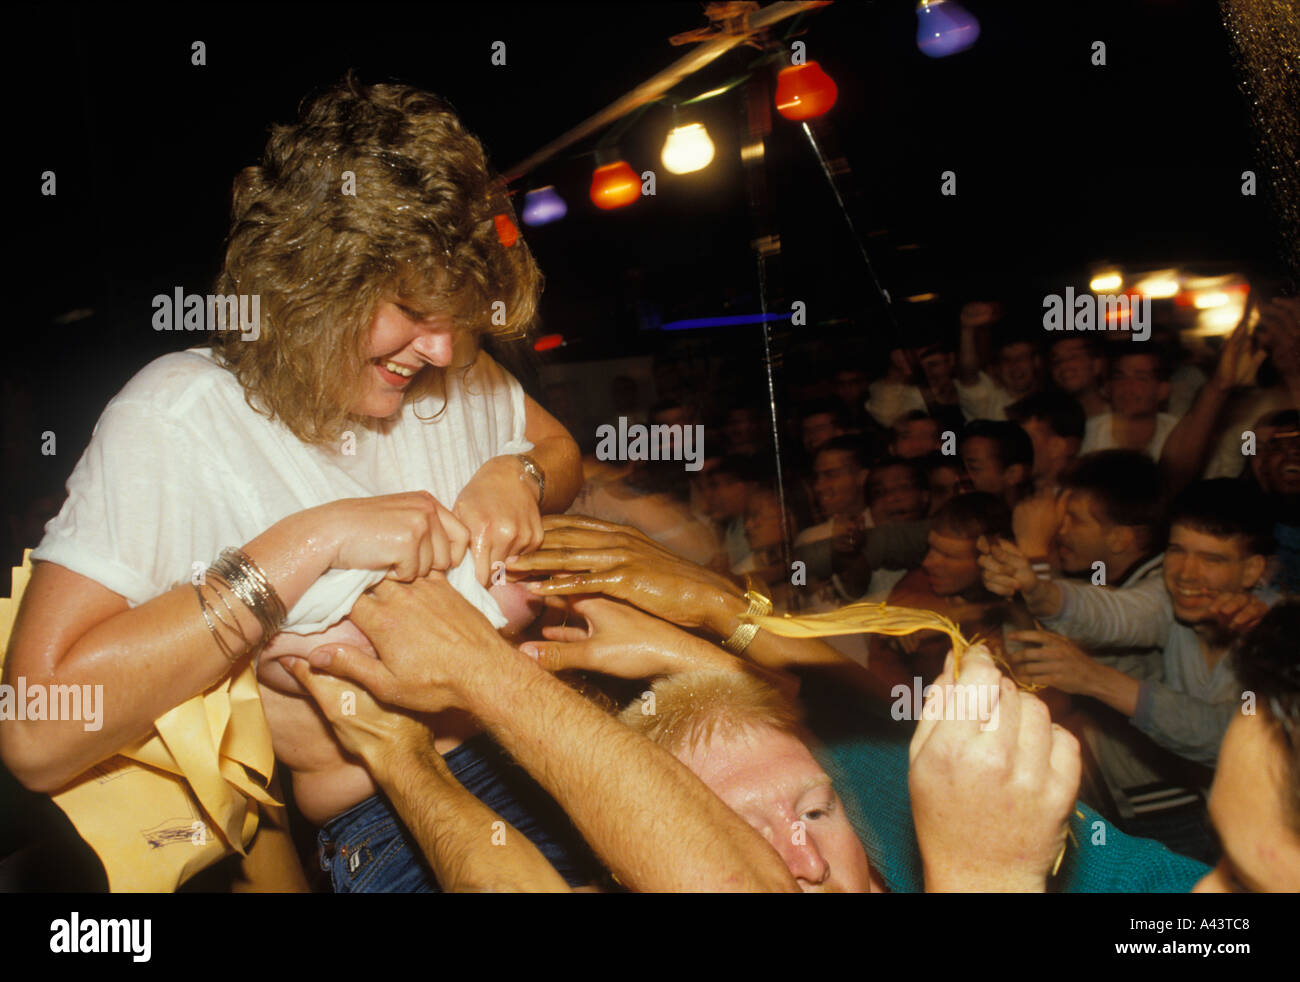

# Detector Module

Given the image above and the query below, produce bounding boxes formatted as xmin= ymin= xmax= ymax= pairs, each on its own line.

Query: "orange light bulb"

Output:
xmin=589 ymin=161 xmax=641 ymax=210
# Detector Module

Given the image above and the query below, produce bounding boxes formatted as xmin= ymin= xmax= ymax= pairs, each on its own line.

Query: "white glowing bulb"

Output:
xmin=1090 ymin=272 xmax=1123 ymax=293
xmin=661 ymin=123 xmax=715 ymax=175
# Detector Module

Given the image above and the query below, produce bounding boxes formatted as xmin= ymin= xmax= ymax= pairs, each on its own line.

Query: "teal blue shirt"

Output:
xmin=803 ymin=677 xmax=1210 ymax=893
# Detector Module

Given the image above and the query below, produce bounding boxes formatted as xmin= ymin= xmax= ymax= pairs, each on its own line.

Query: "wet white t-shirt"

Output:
xmin=33 ymin=347 xmax=532 ymax=635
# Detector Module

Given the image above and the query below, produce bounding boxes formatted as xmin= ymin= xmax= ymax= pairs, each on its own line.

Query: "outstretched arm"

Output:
xmin=309 ymin=575 xmax=799 ymax=893
xmin=285 ymin=660 xmax=568 ymax=892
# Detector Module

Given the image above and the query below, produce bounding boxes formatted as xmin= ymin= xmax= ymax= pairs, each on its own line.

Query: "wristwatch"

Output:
xmin=515 ymin=453 xmax=545 ymax=504
xmin=722 ymin=576 xmax=774 ymax=655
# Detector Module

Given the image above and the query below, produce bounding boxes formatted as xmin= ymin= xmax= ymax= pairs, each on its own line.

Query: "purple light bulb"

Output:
xmin=521 ymin=186 xmax=567 ymax=226
xmin=917 ymin=0 xmax=981 ymax=58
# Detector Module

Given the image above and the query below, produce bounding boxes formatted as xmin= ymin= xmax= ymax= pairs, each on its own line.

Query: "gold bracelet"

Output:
xmin=722 ymin=576 xmax=774 ymax=655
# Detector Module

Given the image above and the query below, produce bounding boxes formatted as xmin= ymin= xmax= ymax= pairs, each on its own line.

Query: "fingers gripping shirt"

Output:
xmin=32 ymin=347 xmax=534 ymax=633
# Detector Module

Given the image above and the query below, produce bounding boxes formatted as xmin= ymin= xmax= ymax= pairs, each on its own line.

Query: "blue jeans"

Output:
xmin=317 ymin=733 xmax=602 ymax=892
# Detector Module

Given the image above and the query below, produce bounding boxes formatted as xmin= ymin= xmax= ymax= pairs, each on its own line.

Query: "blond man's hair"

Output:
xmin=211 ymin=73 xmax=541 ymax=446
xmin=617 ymin=670 xmax=802 ymax=758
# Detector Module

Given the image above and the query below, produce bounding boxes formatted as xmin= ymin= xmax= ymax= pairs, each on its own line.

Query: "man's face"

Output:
xmin=960 ymin=436 xmax=1007 ymax=496
xmin=1017 ymin=417 xmax=1074 ymax=482
xmin=833 ymin=369 xmax=869 ymax=408
xmin=691 ymin=457 xmax=721 ymax=502
xmin=1109 ymin=354 xmax=1167 ymax=417
xmin=919 ymin=350 xmax=956 ymax=390
xmin=709 ymin=474 xmax=751 ymax=521
xmin=1049 ymin=338 xmax=1102 ymax=395
xmin=868 ymin=465 xmax=928 ymax=525
xmin=1253 ymin=424 xmax=1300 ymax=497
xmin=997 ymin=342 xmax=1039 ymax=396
xmin=1057 ymin=490 xmax=1112 ymax=574
xmin=801 ymin=413 xmax=841 ymax=455
xmin=1163 ymin=525 xmax=1265 ymax=626
xmin=679 ymin=725 xmax=875 ymax=893
xmin=926 ymin=464 xmax=969 ymax=516
xmin=744 ymin=494 xmax=786 ymax=552
xmin=922 ymin=529 xmax=981 ymax=597
xmin=725 ymin=409 xmax=763 ymax=450
xmin=894 ymin=419 xmax=941 ymax=459
xmin=652 ymin=405 xmax=690 ymax=430
xmin=353 ymin=301 xmax=458 ymax=418
xmin=1195 ymin=712 xmax=1300 ymax=892
xmin=813 ymin=449 xmax=866 ymax=519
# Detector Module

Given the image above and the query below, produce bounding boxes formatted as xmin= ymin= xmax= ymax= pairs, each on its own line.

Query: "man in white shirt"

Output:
xmin=1080 ymin=348 xmax=1181 ymax=459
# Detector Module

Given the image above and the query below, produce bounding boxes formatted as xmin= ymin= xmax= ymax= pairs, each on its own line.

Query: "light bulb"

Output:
xmin=916 ymin=0 xmax=981 ymax=58
xmin=661 ymin=122 xmax=715 ymax=175
xmin=774 ymin=61 xmax=838 ymax=120
xmin=589 ymin=161 xmax=641 ymax=210
xmin=521 ymin=186 xmax=567 ymax=226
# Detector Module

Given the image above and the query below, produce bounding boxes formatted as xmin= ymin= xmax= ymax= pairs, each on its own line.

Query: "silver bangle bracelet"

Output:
xmin=208 ymin=547 xmax=286 ymax=639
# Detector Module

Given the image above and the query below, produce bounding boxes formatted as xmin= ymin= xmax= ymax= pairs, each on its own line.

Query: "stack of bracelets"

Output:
xmin=193 ymin=547 xmax=287 ymax=662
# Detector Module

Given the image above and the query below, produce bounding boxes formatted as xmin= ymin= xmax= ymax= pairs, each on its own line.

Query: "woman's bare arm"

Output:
xmin=0 ymin=492 xmax=466 ymax=792
xmin=522 ymin=392 xmax=582 ymax=513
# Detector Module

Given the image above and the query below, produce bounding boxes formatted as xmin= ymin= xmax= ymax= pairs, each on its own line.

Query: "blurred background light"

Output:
xmin=1132 ymin=269 xmax=1182 ymax=298
xmin=1089 ymin=271 xmax=1124 ymax=293
xmin=916 ymin=0 xmax=981 ymax=58
xmin=532 ymin=333 xmax=565 ymax=351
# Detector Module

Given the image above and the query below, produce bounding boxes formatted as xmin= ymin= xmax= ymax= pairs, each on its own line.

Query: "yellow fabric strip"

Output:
xmin=1 ymin=552 xmax=277 ymax=891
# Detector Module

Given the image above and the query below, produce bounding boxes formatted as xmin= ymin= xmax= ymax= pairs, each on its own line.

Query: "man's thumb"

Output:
xmin=519 ymin=640 xmax=583 ymax=673
xmin=307 ymin=642 xmax=389 ymax=696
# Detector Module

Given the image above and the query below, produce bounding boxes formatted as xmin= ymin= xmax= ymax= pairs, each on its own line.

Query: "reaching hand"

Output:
xmin=977 ymin=535 xmax=1038 ymax=599
xmin=1208 ymin=591 xmax=1269 ymax=636
xmin=909 ymin=644 xmax=1081 ymax=892
xmin=507 ymin=514 xmax=744 ymax=632
xmin=315 ymin=491 xmax=470 ymax=581
xmin=1012 ymin=493 xmax=1061 ymax=559
xmin=454 ymin=455 xmax=546 ymax=587
xmin=1214 ymin=313 xmax=1268 ymax=391
xmin=283 ymin=657 xmax=433 ymax=771
xmin=1004 ymin=628 xmax=1102 ymax=695
xmin=1255 ymin=296 xmax=1300 ymax=380
xmin=306 ymin=573 xmax=516 ymax=713
xmin=960 ymin=301 xmax=1003 ymax=331
xmin=519 ymin=595 xmax=739 ymax=679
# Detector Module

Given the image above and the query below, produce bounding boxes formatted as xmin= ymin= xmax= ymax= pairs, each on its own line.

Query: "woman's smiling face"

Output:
xmin=351 ymin=300 xmax=459 ymax=418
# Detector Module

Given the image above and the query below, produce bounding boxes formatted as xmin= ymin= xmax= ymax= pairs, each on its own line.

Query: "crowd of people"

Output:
xmin=565 ymin=290 xmax=1300 ymax=886
xmin=2 ymin=76 xmax=1298 ymax=894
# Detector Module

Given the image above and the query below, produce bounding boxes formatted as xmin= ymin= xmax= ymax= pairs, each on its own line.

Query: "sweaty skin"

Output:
xmin=257 ymin=580 xmax=543 ymax=824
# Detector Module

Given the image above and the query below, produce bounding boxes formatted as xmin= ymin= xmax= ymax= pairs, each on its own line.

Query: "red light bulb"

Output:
xmin=775 ymin=61 xmax=838 ymax=121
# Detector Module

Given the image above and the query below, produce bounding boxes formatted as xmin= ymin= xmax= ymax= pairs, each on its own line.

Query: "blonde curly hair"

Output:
xmin=211 ymin=73 xmax=542 ymax=446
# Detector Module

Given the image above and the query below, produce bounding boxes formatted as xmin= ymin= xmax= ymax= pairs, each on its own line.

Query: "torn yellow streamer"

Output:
xmin=742 ymin=601 xmax=1043 ymax=690
xmin=744 ymin=599 xmax=1066 ymax=869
